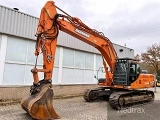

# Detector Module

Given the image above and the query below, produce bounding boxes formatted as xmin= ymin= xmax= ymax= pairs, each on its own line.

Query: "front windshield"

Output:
xmin=114 ymin=60 xmax=128 ymax=73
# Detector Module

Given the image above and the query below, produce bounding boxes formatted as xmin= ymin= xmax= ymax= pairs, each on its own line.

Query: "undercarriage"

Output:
xmin=83 ymin=87 xmax=154 ymax=109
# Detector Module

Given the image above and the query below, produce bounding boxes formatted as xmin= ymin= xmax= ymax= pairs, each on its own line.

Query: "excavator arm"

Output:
xmin=34 ymin=1 xmax=117 ymax=86
xmin=21 ymin=1 xmax=117 ymax=119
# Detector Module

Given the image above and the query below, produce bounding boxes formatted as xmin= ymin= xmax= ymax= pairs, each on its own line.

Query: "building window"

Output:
xmin=5 ymin=37 xmax=27 ymax=63
xmin=62 ymin=48 xmax=94 ymax=84
xmin=63 ymin=48 xmax=74 ymax=67
xmin=3 ymin=36 xmax=60 ymax=85
xmin=96 ymin=55 xmax=103 ymax=70
xmin=95 ymin=55 xmax=105 ymax=79
xmin=75 ymin=50 xmax=85 ymax=68
xmin=0 ymin=34 xmax=2 ymax=49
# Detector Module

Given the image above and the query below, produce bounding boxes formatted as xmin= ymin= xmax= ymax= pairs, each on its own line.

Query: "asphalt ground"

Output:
xmin=0 ymin=87 xmax=160 ymax=120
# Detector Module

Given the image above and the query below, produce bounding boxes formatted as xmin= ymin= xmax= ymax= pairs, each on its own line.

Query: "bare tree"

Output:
xmin=139 ymin=62 xmax=155 ymax=74
xmin=141 ymin=43 xmax=160 ymax=76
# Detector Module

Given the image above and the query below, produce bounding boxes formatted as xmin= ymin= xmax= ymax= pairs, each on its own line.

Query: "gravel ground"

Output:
xmin=0 ymin=87 xmax=160 ymax=120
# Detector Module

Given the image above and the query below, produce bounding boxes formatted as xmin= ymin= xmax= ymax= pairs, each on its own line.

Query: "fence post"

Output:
xmin=154 ymin=73 xmax=157 ymax=93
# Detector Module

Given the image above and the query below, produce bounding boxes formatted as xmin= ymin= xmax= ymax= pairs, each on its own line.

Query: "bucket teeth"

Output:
xmin=21 ymin=83 xmax=60 ymax=119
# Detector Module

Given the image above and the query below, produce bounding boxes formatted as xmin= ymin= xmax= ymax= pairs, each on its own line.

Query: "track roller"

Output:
xmin=83 ymin=89 xmax=98 ymax=102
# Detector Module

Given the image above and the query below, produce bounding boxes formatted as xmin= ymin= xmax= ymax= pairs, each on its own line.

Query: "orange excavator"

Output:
xmin=21 ymin=1 xmax=155 ymax=119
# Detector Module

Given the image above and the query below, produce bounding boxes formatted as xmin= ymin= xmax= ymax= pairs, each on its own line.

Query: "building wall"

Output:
xmin=113 ymin=44 xmax=134 ymax=58
xmin=0 ymin=84 xmax=99 ymax=100
xmin=0 ymin=34 xmax=105 ymax=85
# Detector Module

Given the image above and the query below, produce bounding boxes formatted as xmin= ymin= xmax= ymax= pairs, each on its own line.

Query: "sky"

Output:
xmin=0 ymin=0 xmax=160 ymax=55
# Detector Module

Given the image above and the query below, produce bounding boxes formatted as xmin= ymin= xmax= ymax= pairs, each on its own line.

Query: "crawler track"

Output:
xmin=83 ymin=87 xmax=105 ymax=102
xmin=83 ymin=87 xmax=112 ymax=102
xmin=109 ymin=90 xmax=154 ymax=109
xmin=84 ymin=88 xmax=154 ymax=110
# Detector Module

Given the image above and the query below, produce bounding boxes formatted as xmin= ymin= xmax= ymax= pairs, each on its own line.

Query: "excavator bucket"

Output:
xmin=21 ymin=84 xmax=60 ymax=119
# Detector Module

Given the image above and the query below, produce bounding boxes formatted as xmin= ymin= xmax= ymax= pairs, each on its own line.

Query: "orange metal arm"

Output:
xmin=32 ymin=1 xmax=59 ymax=83
xmin=33 ymin=1 xmax=117 ymax=85
xmin=57 ymin=17 xmax=117 ymax=71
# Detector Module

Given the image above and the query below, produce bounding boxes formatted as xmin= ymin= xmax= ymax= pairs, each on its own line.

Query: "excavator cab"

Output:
xmin=113 ymin=58 xmax=140 ymax=86
xmin=95 ymin=58 xmax=141 ymax=87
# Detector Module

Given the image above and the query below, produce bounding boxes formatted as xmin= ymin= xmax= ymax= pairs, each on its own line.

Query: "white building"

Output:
xmin=0 ymin=5 xmax=134 ymax=86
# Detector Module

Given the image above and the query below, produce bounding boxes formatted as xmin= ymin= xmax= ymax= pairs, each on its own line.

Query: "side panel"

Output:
xmin=130 ymin=74 xmax=154 ymax=89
